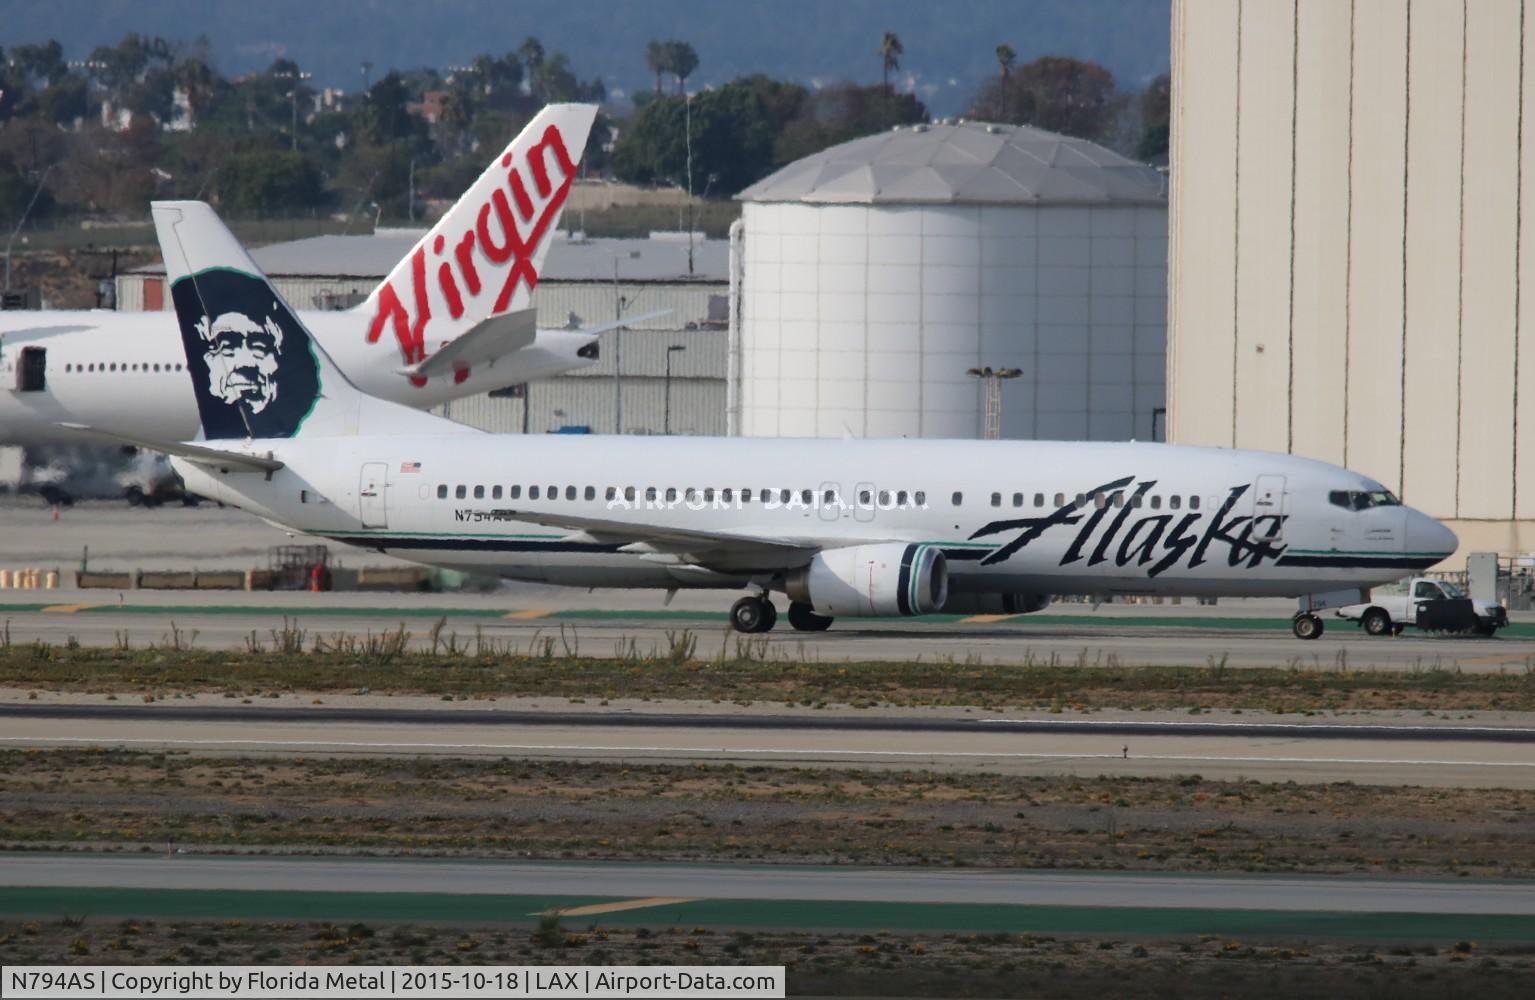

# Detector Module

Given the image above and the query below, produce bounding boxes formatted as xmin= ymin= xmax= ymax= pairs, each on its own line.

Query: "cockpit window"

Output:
xmin=1329 ymin=489 xmax=1403 ymax=511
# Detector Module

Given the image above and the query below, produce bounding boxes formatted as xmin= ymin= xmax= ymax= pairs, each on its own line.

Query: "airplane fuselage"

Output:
xmin=0 ymin=310 xmax=591 ymax=446
xmin=173 ymin=435 xmax=1457 ymax=600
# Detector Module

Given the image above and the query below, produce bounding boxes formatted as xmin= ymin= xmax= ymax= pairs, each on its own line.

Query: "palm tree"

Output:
xmin=880 ymin=31 xmax=904 ymax=97
xmin=645 ymin=40 xmax=668 ymax=95
xmin=995 ymin=43 xmax=1016 ymax=120
xmin=668 ymin=41 xmax=698 ymax=95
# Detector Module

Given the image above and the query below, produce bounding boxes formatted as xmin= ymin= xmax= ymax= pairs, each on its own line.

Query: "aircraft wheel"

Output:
xmin=1292 ymin=613 xmax=1324 ymax=640
xmin=1361 ymin=608 xmax=1393 ymax=636
xmin=788 ymin=601 xmax=834 ymax=632
xmin=730 ymin=596 xmax=775 ymax=634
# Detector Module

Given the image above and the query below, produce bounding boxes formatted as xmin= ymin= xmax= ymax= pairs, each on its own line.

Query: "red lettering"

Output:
xmin=509 ymin=170 xmax=534 ymax=220
xmin=476 ymin=192 xmax=518 ymax=264
xmin=365 ymin=247 xmax=431 ymax=371
xmin=438 ymin=262 xmax=464 ymax=319
xmin=454 ymin=231 xmax=481 ymax=295
xmin=527 ymin=125 xmax=577 ymax=198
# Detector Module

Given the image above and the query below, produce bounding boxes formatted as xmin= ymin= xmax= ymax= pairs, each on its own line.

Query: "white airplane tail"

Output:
xmin=358 ymin=103 xmax=598 ymax=385
xmin=152 ymin=200 xmax=471 ymax=442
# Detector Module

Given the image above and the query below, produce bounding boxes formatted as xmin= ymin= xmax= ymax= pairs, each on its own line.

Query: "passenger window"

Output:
xmin=859 ymin=489 xmax=872 ymax=505
xmin=492 ymin=486 xmax=502 ymax=500
xmin=624 ymin=486 xmax=636 ymax=501
xmin=914 ymin=491 xmax=926 ymax=506
xmin=1012 ymin=493 xmax=1024 ymax=507
xmin=511 ymin=485 xmax=522 ymax=499
xmin=646 ymin=487 xmax=658 ymax=501
xmin=455 ymin=485 xmax=467 ymax=499
xmin=530 ymin=486 xmax=540 ymax=499
xmin=437 ymin=485 xmax=448 ymax=499
xmin=1054 ymin=493 xmax=1064 ymax=507
xmin=1170 ymin=495 xmax=1181 ymax=510
xmin=1075 ymin=493 xmax=1087 ymax=507
xmin=605 ymin=487 xmax=615 ymax=501
xmin=991 ymin=492 xmax=1002 ymax=507
xmin=1094 ymin=493 xmax=1107 ymax=509
xmin=951 ymin=491 xmax=963 ymax=506
xmin=1150 ymin=495 xmax=1162 ymax=510
xmin=473 ymin=485 xmax=485 ymax=499
xmin=897 ymin=490 xmax=908 ymax=506
xmin=877 ymin=490 xmax=891 ymax=506
xmin=547 ymin=485 xmax=557 ymax=498
xmin=742 ymin=489 xmax=753 ymax=503
xmin=584 ymin=486 xmax=595 ymax=501
xmin=666 ymin=487 xmax=678 ymax=502
xmin=778 ymin=488 xmax=789 ymax=503
xmin=722 ymin=488 xmax=733 ymax=502
xmin=1190 ymin=496 xmax=1201 ymax=510
xmin=566 ymin=486 xmax=576 ymax=500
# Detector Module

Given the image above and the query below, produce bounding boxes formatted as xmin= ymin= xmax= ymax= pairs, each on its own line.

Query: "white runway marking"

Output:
xmin=1 ymin=736 xmax=1528 ymax=769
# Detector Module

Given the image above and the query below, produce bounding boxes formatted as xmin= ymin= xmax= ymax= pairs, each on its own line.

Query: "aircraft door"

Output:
xmin=1250 ymin=475 xmax=1286 ymax=543
xmin=359 ymin=462 xmax=388 ymax=529
xmin=16 ymin=347 xmax=45 ymax=392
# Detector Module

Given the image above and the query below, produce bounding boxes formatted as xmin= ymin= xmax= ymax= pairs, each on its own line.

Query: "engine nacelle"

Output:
xmin=940 ymin=592 xmax=1052 ymax=615
xmin=785 ymin=543 xmax=949 ymax=617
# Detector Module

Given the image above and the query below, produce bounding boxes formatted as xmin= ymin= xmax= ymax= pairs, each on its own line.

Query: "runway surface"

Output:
xmin=4 ymin=703 xmax=1530 ymax=787
xmin=4 ymin=856 xmax=1531 ymax=916
xmin=4 ymin=599 xmax=1533 ymax=670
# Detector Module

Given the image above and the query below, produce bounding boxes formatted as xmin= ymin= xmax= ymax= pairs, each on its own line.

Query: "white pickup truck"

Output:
xmin=1335 ymin=577 xmax=1508 ymax=636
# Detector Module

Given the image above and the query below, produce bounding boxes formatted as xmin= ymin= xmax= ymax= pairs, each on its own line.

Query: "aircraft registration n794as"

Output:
xmin=0 ymin=104 xmax=612 ymax=448
xmin=129 ymin=201 xmax=1458 ymax=640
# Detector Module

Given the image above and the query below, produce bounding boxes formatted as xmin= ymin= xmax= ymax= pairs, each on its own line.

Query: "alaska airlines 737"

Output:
xmin=134 ymin=201 xmax=1459 ymax=639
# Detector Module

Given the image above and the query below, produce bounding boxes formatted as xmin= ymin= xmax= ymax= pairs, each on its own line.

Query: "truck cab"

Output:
xmin=1335 ymin=577 xmax=1508 ymax=636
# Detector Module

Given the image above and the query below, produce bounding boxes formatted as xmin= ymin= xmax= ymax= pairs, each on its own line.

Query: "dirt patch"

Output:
xmin=4 ymin=750 xmax=1532 ymax=878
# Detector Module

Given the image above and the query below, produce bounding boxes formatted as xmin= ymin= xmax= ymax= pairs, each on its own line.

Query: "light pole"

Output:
xmin=4 ymin=163 xmax=54 ymax=295
xmin=664 ymin=344 xmax=686 ymax=435
xmin=273 ymin=68 xmax=313 ymax=151
xmin=966 ymin=366 xmax=1022 ymax=440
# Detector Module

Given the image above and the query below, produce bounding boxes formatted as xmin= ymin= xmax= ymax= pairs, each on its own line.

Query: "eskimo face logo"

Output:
xmin=171 ymin=269 xmax=320 ymax=441
xmin=197 ymin=311 xmax=283 ymax=412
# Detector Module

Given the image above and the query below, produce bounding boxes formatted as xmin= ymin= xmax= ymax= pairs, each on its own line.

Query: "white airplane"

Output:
xmin=0 ymin=103 xmax=609 ymax=448
xmin=131 ymin=201 xmax=1458 ymax=640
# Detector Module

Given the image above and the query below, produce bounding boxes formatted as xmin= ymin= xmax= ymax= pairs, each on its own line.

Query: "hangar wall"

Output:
xmin=1169 ymin=0 xmax=1535 ymax=558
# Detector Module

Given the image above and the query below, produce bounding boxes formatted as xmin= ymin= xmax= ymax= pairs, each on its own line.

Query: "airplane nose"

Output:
xmin=1406 ymin=509 xmax=1458 ymax=558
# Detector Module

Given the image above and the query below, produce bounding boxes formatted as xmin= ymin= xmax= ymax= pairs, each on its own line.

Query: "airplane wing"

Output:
xmin=496 ymin=507 xmax=837 ymax=571
xmin=55 ymin=422 xmax=284 ymax=473
xmin=567 ymin=308 xmax=673 ymax=338
xmin=400 ymin=308 xmax=538 ymax=378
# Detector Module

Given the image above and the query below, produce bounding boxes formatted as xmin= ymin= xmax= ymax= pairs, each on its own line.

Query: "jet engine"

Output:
xmin=785 ymin=543 xmax=948 ymax=617
xmin=940 ymin=592 xmax=1052 ymax=615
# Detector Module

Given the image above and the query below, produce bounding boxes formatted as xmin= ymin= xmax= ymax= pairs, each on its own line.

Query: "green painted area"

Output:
xmin=3 ymin=887 xmax=1532 ymax=940
xmin=3 ymin=601 xmax=1533 ymax=637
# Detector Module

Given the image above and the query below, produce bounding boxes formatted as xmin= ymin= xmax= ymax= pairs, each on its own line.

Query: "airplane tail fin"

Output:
xmin=153 ymin=200 xmax=471 ymax=442
xmin=357 ymin=103 xmax=598 ymax=382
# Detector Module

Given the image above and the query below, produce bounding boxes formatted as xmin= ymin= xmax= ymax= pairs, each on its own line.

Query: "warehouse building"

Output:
xmin=119 ymin=231 xmax=729 ymax=435
xmin=1170 ymin=0 xmax=1535 ymax=559
xmin=734 ymin=120 xmax=1169 ymax=441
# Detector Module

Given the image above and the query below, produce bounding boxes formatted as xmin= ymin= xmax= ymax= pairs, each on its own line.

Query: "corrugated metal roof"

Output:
xmin=132 ymin=232 xmax=728 ymax=283
xmin=737 ymin=121 xmax=1167 ymax=206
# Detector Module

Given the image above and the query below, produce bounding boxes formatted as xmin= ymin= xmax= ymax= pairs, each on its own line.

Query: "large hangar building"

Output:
xmin=734 ymin=122 xmax=1169 ymax=441
xmin=1170 ymin=0 xmax=1535 ymax=559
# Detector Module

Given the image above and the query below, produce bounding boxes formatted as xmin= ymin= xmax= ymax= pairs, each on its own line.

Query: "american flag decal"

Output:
xmin=400 ymin=462 xmax=421 ymax=473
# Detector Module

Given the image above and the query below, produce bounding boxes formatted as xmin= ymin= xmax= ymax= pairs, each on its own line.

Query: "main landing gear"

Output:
xmin=730 ymin=595 xmax=777 ymax=633
xmin=1292 ymin=612 xmax=1325 ymax=640
xmin=730 ymin=596 xmax=839 ymax=633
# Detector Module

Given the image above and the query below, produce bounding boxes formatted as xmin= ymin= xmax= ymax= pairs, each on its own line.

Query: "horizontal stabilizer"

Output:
xmin=399 ymin=308 xmax=538 ymax=378
xmin=570 ymin=308 xmax=673 ymax=338
xmin=56 ymin=422 xmax=283 ymax=473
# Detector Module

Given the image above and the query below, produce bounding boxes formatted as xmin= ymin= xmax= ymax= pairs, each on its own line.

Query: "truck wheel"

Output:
xmin=1293 ymin=614 xmax=1324 ymax=640
xmin=1361 ymin=608 xmax=1393 ymax=636
xmin=1475 ymin=622 xmax=1499 ymax=637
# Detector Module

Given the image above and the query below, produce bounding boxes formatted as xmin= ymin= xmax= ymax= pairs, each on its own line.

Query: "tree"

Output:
xmin=880 ymin=31 xmax=903 ymax=96
xmin=995 ymin=44 xmax=1016 ymax=119
xmin=969 ymin=55 xmax=1117 ymax=142
xmin=667 ymin=41 xmax=698 ymax=94
xmin=1137 ymin=73 xmax=1171 ymax=161
xmin=645 ymin=40 xmax=669 ymax=95
xmin=214 ymin=149 xmax=323 ymax=215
